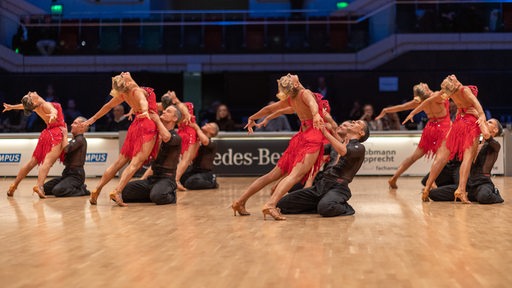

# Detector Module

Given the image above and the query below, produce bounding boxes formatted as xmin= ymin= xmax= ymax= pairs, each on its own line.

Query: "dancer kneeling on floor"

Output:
xmin=44 ymin=116 xmax=90 ymax=197
xmin=179 ymin=122 xmax=220 ymax=190
xmin=277 ymin=120 xmax=369 ymax=217
xmin=427 ymin=119 xmax=504 ymax=204
xmin=121 ymin=105 xmax=182 ymax=205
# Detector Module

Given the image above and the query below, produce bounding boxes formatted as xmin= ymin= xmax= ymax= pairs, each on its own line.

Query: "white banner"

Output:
xmin=0 ymin=135 xmax=119 ymax=177
xmin=359 ymin=135 xmax=504 ymax=176
xmin=0 ymin=132 xmax=504 ymax=177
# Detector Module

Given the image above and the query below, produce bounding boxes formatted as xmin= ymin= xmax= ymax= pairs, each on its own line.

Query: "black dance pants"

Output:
xmin=121 ymin=175 xmax=177 ymax=205
xmin=277 ymin=177 xmax=354 ymax=217
xmin=44 ymin=167 xmax=89 ymax=197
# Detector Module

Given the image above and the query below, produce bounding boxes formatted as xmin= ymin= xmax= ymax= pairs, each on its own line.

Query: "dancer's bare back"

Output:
xmin=422 ymin=91 xmax=449 ymax=119
xmin=122 ymin=87 xmax=149 ymax=114
xmin=289 ymin=89 xmax=323 ymax=129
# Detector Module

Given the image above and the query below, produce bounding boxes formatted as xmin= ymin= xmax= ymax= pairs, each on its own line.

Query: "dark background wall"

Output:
xmin=1 ymin=50 xmax=511 ymax=129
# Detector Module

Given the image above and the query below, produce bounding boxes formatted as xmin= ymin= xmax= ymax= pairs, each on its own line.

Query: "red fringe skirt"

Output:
xmin=446 ymin=113 xmax=480 ymax=161
xmin=277 ymin=123 xmax=325 ymax=183
xmin=178 ymin=124 xmax=198 ymax=155
xmin=120 ymin=117 xmax=158 ymax=160
xmin=418 ymin=116 xmax=451 ymax=157
xmin=32 ymin=125 xmax=65 ymax=165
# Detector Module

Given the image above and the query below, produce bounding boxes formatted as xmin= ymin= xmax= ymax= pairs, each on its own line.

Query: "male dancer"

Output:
xmin=232 ymin=73 xmax=325 ymax=220
xmin=121 ymin=106 xmax=182 ymax=205
xmin=83 ymin=72 xmax=158 ymax=206
xmin=3 ymin=91 xmax=67 ymax=198
xmin=428 ymin=119 xmax=503 ymax=204
xmin=44 ymin=116 xmax=90 ymax=197
xmin=376 ymin=83 xmax=451 ymax=188
xmin=180 ymin=122 xmax=219 ymax=190
xmin=277 ymin=120 xmax=369 ymax=217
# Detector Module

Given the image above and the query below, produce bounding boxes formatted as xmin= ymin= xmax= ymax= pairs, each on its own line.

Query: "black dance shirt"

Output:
xmin=324 ymin=139 xmax=365 ymax=183
xmin=63 ymin=134 xmax=87 ymax=168
xmin=192 ymin=139 xmax=217 ymax=171
xmin=151 ymin=130 xmax=182 ymax=176
xmin=471 ymin=138 xmax=500 ymax=176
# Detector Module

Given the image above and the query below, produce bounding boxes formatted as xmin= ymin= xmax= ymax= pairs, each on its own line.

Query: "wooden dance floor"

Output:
xmin=1 ymin=175 xmax=511 ymax=287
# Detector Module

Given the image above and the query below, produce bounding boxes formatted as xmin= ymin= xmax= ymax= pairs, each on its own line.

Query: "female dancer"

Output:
xmin=232 ymin=73 xmax=326 ymax=220
xmin=404 ymin=75 xmax=490 ymax=203
xmin=376 ymin=83 xmax=451 ymax=189
xmin=164 ymin=91 xmax=199 ymax=191
xmin=84 ymin=72 xmax=158 ymax=206
xmin=3 ymin=91 xmax=67 ymax=198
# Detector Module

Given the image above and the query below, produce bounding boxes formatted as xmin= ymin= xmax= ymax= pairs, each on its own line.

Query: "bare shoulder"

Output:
xmin=41 ymin=101 xmax=56 ymax=112
xmin=461 ymin=86 xmax=475 ymax=97
xmin=130 ymin=87 xmax=147 ymax=98
xmin=300 ymin=89 xmax=315 ymax=100
xmin=429 ymin=91 xmax=444 ymax=104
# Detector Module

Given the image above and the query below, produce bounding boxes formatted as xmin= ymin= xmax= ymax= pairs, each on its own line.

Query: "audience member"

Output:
xmin=106 ymin=104 xmax=131 ymax=131
xmin=359 ymin=104 xmax=383 ymax=130
xmin=348 ymin=100 xmax=362 ymax=120
xmin=215 ymin=104 xmax=237 ymax=131
xmin=381 ymin=111 xmax=403 ymax=130
xmin=63 ymin=99 xmax=82 ymax=127
xmin=2 ymin=110 xmax=28 ymax=132
xmin=255 ymin=101 xmax=292 ymax=132
xmin=199 ymin=100 xmax=221 ymax=125
xmin=315 ymin=76 xmax=339 ymax=120
xmin=12 ymin=15 xmax=33 ymax=54
xmin=35 ymin=15 xmax=57 ymax=56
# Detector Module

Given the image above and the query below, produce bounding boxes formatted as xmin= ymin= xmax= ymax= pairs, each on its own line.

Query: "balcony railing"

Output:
xmin=6 ymin=2 xmax=512 ymax=56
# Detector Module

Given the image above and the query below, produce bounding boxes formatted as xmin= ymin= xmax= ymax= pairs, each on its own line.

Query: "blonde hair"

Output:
xmin=110 ymin=75 xmax=132 ymax=98
xmin=440 ymin=76 xmax=460 ymax=96
xmin=276 ymin=75 xmax=298 ymax=100
xmin=413 ymin=83 xmax=429 ymax=101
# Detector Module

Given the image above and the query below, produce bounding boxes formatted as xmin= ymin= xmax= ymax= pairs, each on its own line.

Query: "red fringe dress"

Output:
xmin=177 ymin=102 xmax=198 ymax=155
xmin=120 ymin=87 xmax=159 ymax=160
xmin=418 ymin=99 xmax=451 ymax=157
xmin=276 ymin=92 xmax=327 ymax=183
xmin=445 ymin=85 xmax=481 ymax=161
xmin=32 ymin=102 xmax=66 ymax=165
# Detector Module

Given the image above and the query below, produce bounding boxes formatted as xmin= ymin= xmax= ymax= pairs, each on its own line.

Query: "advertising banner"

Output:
xmin=212 ymin=132 xmax=504 ymax=176
xmin=0 ymin=132 xmax=504 ymax=177
xmin=0 ymin=134 xmax=118 ymax=177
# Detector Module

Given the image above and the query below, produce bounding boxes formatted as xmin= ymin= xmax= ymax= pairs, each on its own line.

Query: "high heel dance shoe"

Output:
xmin=109 ymin=190 xmax=127 ymax=207
xmin=262 ymin=206 xmax=286 ymax=221
xmin=421 ymin=188 xmax=430 ymax=202
xmin=388 ymin=177 xmax=398 ymax=189
xmin=32 ymin=185 xmax=46 ymax=199
xmin=231 ymin=201 xmax=250 ymax=216
xmin=89 ymin=189 xmax=100 ymax=205
xmin=454 ymin=189 xmax=471 ymax=204
xmin=6 ymin=184 xmax=17 ymax=197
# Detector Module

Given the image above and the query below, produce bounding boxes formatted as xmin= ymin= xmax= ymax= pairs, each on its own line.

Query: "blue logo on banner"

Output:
xmin=86 ymin=153 xmax=108 ymax=163
xmin=0 ymin=153 xmax=21 ymax=163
